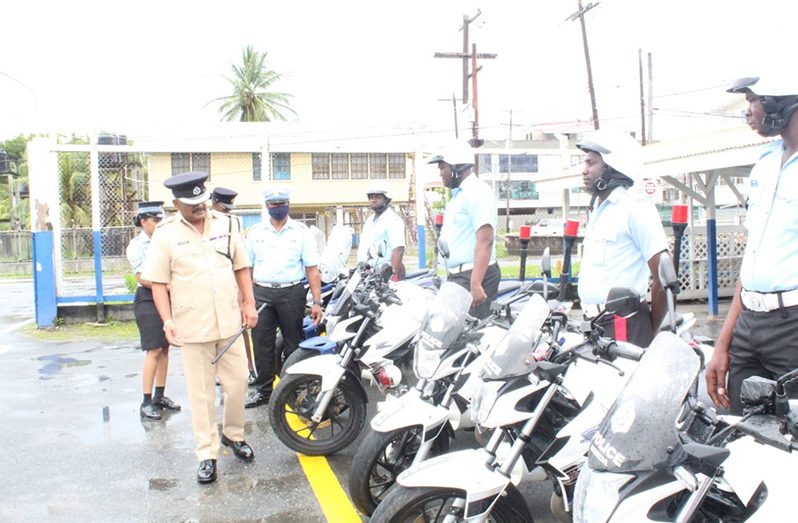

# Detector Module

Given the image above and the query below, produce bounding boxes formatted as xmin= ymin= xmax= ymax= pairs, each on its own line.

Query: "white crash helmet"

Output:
xmin=426 ymin=142 xmax=475 ymax=173
xmin=727 ymin=75 xmax=798 ymax=135
xmin=576 ymin=129 xmax=642 ymax=186
xmin=366 ymin=181 xmax=391 ymax=201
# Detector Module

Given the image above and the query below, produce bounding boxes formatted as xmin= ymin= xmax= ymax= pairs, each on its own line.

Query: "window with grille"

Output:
xmin=331 ymin=153 xmax=349 ymax=180
xmin=388 ymin=153 xmax=406 ymax=179
xmin=351 ymin=153 xmax=368 ymax=179
xmin=171 ymin=153 xmax=211 ymax=179
xmin=369 ymin=153 xmax=387 ymax=179
xmin=312 ymin=153 xmax=330 ymax=180
xmin=252 ymin=153 xmax=261 ymax=181
xmin=271 ymin=152 xmax=290 ymax=180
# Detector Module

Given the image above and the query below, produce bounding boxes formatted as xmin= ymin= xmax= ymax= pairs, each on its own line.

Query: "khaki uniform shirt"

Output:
xmin=142 ymin=210 xmax=249 ymax=343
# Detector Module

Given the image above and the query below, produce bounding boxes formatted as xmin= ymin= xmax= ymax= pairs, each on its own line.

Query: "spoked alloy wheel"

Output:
xmin=268 ymin=372 xmax=366 ymax=456
xmin=349 ymin=426 xmax=450 ymax=516
xmin=370 ymin=485 xmax=532 ymax=523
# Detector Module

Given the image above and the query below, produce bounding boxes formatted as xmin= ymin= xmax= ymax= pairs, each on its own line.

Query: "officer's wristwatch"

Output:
xmin=163 ymin=319 xmax=175 ymax=331
xmin=312 ymin=300 xmax=323 ymax=307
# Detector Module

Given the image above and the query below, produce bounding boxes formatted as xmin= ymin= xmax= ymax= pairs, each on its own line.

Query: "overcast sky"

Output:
xmin=1 ymin=0 xmax=794 ymax=142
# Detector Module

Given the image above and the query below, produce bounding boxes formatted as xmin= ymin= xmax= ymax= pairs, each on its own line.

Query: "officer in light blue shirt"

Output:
xmin=708 ymin=75 xmax=798 ymax=414
xmin=356 ymin=181 xmax=406 ymax=279
xmin=429 ymin=143 xmax=500 ymax=319
xmin=577 ymin=129 xmax=668 ymax=348
xmin=244 ymin=187 xmax=323 ymax=408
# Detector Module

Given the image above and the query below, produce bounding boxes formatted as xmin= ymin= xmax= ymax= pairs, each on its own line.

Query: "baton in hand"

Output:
xmin=212 ymin=302 xmax=267 ymax=365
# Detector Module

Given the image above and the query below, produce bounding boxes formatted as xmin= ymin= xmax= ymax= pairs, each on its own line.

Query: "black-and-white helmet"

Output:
xmin=366 ymin=181 xmax=391 ymax=201
xmin=426 ymin=142 xmax=475 ymax=173
xmin=577 ymin=129 xmax=642 ymax=186
xmin=727 ymin=76 xmax=798 ymax=135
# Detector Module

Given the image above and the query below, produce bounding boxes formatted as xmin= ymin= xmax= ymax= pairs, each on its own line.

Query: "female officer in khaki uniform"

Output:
xmin=142 ymin=171 xmax=258 ymax=484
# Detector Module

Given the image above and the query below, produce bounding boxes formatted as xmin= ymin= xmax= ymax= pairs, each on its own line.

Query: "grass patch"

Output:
xmin=21 ymin=320 xmax=139 ymax=343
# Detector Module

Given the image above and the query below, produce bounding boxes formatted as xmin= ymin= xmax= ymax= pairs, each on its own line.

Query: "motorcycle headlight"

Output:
xmin=471 ymin=380 xmax=503 ymax=426
xmin=572 ymin=466 xmax=634 ymax=523
xmin=414 ymin=347 xmax=443 ymax=379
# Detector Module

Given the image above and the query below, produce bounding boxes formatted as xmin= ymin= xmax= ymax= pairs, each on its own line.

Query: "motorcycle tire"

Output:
xmin=370 ymin=484 xmax=532 ymax=523
xmin=268 ymin=372 xmax=366 ymax=456
xmin=279 ymin=348 xmax=316 ymax=378
xmin=349 ymin=425 xmax=451 ymax=516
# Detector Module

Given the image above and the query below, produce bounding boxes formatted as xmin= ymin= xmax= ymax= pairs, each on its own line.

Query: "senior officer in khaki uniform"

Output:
xmin=143 ymin=171 xmax=258 ymax=484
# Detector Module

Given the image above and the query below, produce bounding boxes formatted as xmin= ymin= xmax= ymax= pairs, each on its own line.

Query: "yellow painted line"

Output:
xmin=275 ymin=376 xmax=362 ymax=522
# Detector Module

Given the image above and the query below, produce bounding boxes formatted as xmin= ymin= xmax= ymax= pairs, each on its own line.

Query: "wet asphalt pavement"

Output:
xmin=0 ymin=278 xmax=727 ymax=523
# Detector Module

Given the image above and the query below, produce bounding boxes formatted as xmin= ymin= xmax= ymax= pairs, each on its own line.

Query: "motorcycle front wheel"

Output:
xmin=349 ymin=426 xmax=451 ymax=516
xmin=268 ymin=372 xmax=366 ymax=456
xmin=370 ymin=485 xmax=533 ymax=523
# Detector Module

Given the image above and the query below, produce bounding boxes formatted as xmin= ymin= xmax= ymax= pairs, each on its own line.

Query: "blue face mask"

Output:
xmin=268 ymin=204 xmax=289 ymax=221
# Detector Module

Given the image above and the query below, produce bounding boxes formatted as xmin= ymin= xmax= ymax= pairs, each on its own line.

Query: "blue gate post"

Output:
xmin=417 ymin=224 xmax=426 ymax=269
xmin=32 ymin=231 xmax=57 ymax=328
xmin=707 ymin=218 xmax=718 ymax=316
xmin=93 ymin=230 xmax=104 ymax=307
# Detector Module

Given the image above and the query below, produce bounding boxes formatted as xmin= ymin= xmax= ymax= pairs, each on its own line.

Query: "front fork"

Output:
xmin=449 ymin=383 xmax=561 ymax=523
xmin=311 ymin=316 xmax=372 ymax=422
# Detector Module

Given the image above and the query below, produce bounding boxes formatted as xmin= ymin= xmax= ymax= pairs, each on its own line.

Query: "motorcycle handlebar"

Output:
xmin=607 ymin=341 xmax=645 ymax=362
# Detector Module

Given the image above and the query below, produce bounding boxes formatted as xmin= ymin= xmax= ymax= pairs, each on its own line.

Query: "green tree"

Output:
xmin=0 ymin=134 xmax=32 ymax=231
xmin=59 ymin=135 xmax=91 ymax=229
xmin=211 ymin=45 xmax=295 ymax=122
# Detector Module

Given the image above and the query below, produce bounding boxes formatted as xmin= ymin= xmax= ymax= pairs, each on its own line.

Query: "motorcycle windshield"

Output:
xmin=587 ymin=331 xmax=699 ymax=473
xmin=327 ymin=269 xmax=360 ymax=317
xmin=415 ymin=282 xmax=473 ymax=355
xmin=480 ymin=293 xmax=549 ymax=380
xmin=318 ymin=225 xmax=354 ymax=283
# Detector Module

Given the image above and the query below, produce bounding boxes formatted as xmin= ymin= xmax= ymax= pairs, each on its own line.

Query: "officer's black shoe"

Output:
xmin=221 ymin=434 xmax=255 ymax=462
xmin=244 ymin=390 xmax=271 ymax=408
xmin=140 ymin=403 xmax=162 ymax=420
xmin=197 ymin=459 xmax=217 ymax=484
xmin=153 ymin=396 xmax=181 ymax=411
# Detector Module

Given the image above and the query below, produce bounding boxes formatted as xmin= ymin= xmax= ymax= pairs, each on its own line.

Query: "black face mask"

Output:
xmin=268 ymin=204 xmax=289 ymax=221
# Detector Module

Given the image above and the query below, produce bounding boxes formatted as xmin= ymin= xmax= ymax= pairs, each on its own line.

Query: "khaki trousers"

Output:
xmin=180 ymin=336 xmax=248 ymax=461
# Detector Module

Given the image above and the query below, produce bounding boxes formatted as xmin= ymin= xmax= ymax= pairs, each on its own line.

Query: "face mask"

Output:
xmin=268 ymin=204 xmax=289 ymax=221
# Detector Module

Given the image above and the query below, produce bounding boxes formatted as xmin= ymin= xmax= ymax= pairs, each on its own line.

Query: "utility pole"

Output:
xmin=647 ymin=52 xmax=654 ymax=143
xmin=566 ymin=1 xmax=600 ymax=130
xmin=437 ymin=93 xmax=460 ymax=138
xmin=505 ymin=109 xmax=512 ymax=233
xmin=638 ymin=49 xmax=646 ymax=145
xmin=434 ymin=11 xmax=497 ymax=139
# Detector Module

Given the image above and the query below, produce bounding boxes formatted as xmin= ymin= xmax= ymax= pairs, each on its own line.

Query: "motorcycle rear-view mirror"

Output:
xmin=376 ymin=261 xmax=393 ymax=282
xmin=541 ymin=247 xmax=551 ymax=278
xmin=437 ymin=238 xmax=450 ymax=260
xmin=604 ymin=287 xmax=640 ymax=317
xmin=658 ymin=252 xmax=678 ymax=288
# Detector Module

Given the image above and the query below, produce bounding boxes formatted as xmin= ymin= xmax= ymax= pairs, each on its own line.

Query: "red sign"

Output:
xmin=643 ymin=179 xmax=657 ymax=195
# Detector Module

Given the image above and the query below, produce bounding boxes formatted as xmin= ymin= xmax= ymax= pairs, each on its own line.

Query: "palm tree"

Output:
xmin=212 ymin=45 xmax=296 ymax=122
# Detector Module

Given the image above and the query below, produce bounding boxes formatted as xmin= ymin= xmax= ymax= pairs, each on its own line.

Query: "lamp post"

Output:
xmin=518 ymin=225 xmax=531 ymax=281
xmin=559 ymin=220 xmax=580 ymax=300
xmin=671 ymin=204 xmax=688 ymax=276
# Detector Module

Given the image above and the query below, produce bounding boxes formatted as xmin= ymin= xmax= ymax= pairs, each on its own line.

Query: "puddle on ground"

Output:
xmin=148 ymin=478 xmax=179 ymax=491
xmin=37 ymin=354 xmax=91 ymax=377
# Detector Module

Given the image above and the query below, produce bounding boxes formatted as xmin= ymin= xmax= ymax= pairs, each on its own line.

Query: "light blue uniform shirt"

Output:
xmin=740 ymin=140 xmax=798 ymax=292
xmin=356 ymin=207 xmax=406 ymax=265
xmin=578 ymin=187 xmax=668 ymax=305
xmin=440 ymin=174 xmax=497 ymax=267
xmin=126 ymin=231 xmax=151 ymax=286
xmin=247 ymin=217 xmax=319 ymax=284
